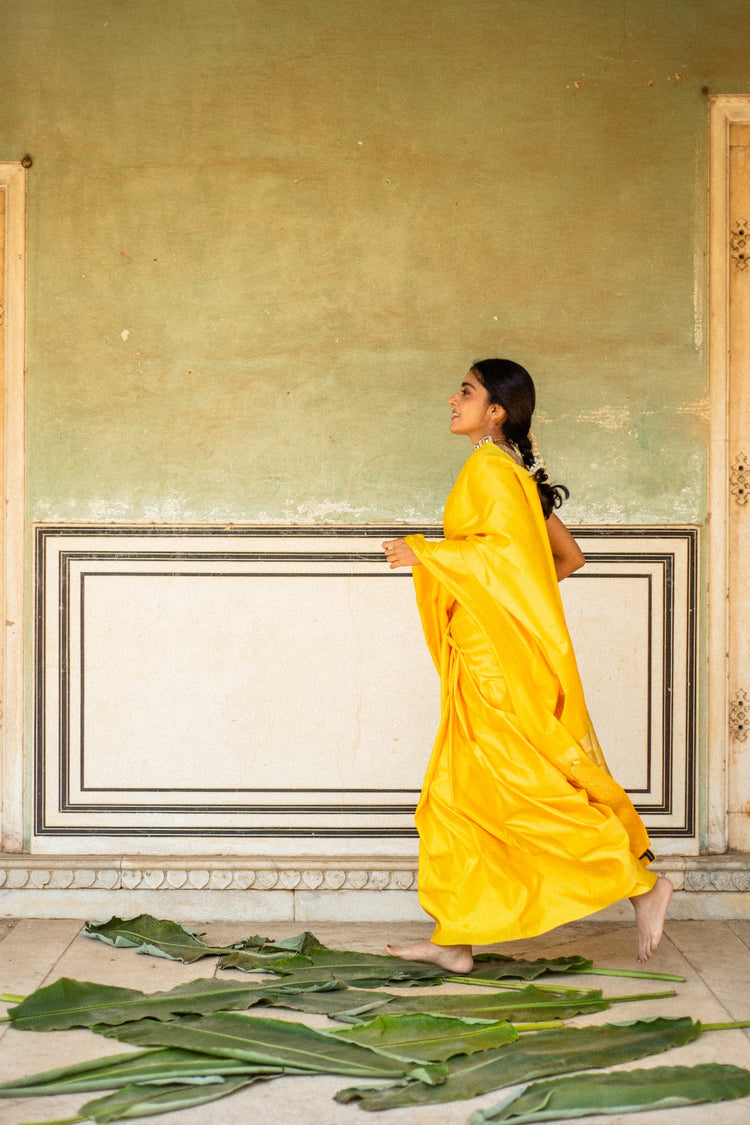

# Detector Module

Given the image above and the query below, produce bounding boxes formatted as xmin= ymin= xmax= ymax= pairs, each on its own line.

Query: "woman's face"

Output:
xmin=448 ymin=370 xmax=504 ymax=442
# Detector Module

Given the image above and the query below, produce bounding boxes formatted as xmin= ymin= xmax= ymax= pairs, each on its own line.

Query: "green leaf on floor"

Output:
xmin=332 ymin=1012 xmax=518 ymax=1063
xmin=6 ymin=975 xmax=343 ymax=1032
xmin=258 ymin=930 xmax=322 ymax=955
xmin=73 ymin=1075 xmax=264 ymax=1123
xmin=92 ymin=1010 xmax=424 ymax=1080
xmin=219 ymin=942 xmax=446 ymax=985
xmin=82 ymin=915 xmax=235 ymax=962
xmin=217 ymin=949 xmax=313 ymax=972
xmin=221 ymin=941 xmax=603 ymax=987
xmin=81 ymin=915 xmax=314 ymax=965
xmin=468 ymin=953 xmax=594 ymax=980
xmin=254 ymin=986 xmax=393 ymax=1020
xmin=338 ymin=983 xmax=611 ymax=1024
xmin=334 ymin=1015 xmax=702 ymax=1110
xmin=358 ymin=984 xmax=679 ymax=1024
xmin=467 ymin=1062 xmax=750 ymax=1123
xmin=0 ymin=1047 xmax=282 ymax=1098
xmin=217 ymin=980 xmax=615 ymax=1024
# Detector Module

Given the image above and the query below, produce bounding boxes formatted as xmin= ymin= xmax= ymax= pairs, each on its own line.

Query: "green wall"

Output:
xmin=5 ymin=0 xmax=745 ymax=524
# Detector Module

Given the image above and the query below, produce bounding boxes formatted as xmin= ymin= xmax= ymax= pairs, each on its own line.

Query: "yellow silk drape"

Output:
xmin=405 ymin=443 xmax=655 ymax=946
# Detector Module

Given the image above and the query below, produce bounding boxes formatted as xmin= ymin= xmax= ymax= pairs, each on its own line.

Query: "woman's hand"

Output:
xmin=382 ymin=538 xmax=421 ymax=569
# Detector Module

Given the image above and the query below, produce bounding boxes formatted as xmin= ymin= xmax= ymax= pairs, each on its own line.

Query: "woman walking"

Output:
xmin=382 ymin=359 xmax=672 ymax=969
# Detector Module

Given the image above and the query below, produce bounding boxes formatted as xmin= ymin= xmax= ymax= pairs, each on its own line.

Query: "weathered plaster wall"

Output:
xmin=4 ymin=0 xmax=745 ymax=525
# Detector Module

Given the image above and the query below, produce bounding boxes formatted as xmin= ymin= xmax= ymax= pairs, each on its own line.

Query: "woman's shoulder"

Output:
xmin=446 ymin=445 xmax=527 ymax=519
xmin=460 ymin=443 xmax=523 ymax=485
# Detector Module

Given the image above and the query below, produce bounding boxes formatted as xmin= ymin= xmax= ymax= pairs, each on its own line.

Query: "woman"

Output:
xmin=382 ymin=358 xmax=672 ymax=968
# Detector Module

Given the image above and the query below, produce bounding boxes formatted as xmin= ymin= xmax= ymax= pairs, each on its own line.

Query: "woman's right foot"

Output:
xmin=384 ymin=940 xmax=473 ymax=973
xmin=631 ymin=876 xmax=673 ymax=963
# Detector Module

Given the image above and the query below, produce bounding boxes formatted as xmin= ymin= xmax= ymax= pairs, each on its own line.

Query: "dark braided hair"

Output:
xmin=472 ymin=358 xmax=569 ymax=518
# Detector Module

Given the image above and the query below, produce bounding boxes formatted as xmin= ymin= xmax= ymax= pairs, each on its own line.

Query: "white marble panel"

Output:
xmin=562 ymin=572 xmax=652 ymax=790
xmin=33 ymin=525 xmax=697 ymax=854
xmin=562 ymin=529 xmax=696 ymax=845
xmin=77 ymin=571 xmax=431 ymax=792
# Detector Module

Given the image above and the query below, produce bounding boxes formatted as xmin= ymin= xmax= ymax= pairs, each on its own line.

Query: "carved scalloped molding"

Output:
xmin=0 ymin=859 xmax=418 ymax=893
xmin=1 ymin=856 xmax=750 ymax=894
xmin=682 ymin=869 xmax=750 ymax=892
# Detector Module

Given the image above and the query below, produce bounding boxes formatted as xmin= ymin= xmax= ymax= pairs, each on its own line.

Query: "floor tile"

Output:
xmin=0 ymin=918 xmax=82 ymax=996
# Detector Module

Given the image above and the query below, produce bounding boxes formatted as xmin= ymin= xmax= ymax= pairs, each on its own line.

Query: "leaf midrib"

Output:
xmin=128 ymin=1019 xmax=403 ymax=1075
xmin=13 ymin=981 xmax=283 ymax=1022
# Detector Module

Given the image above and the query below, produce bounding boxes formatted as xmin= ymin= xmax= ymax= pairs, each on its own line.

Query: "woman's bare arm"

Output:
xmin=546 ymin=513 xmax=585 ymax=580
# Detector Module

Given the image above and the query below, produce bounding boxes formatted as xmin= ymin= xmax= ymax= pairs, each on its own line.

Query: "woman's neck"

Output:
xmin=473 ymin=435 xmax=524 ymax=466
xmin=473 ymin=434 xmax=513 ymax=453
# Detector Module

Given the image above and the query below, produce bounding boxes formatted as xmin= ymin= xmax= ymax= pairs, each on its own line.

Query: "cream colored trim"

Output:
xmin=707 ymin=98 xmax=750 ymax=852
xmin=0 ymin=164 xmax=26 ymax=852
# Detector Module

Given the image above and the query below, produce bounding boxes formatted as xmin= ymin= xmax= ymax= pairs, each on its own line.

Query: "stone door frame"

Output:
xmin=707 ymin=96 xmax=750 ymax=853
xmin=0 ymin=162 xmax=26 ymax=852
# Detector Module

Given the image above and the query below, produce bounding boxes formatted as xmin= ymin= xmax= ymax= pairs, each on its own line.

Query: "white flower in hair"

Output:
xmin=527 ymin=430 xmax=546 ymax=475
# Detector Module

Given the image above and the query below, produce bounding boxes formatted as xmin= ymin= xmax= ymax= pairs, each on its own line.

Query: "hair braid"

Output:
xmin=472 ymin=358 xmax=569 ymax=519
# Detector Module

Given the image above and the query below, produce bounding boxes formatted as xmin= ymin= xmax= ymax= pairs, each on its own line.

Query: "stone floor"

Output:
xmin=0 ymin=915 xmax=749 ymax=1124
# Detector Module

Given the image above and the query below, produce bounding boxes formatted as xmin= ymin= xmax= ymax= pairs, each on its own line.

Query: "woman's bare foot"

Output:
xmin=385 ymin=940 xmax=474 ymax=973
xmin=630 ymin=876 xmax=673 ymax=963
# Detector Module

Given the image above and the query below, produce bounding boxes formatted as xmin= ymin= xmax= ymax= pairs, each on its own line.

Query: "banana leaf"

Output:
xmin=232 ymin=982 xmax=606 ymax=1024
xmin=332 ymin=1013 xmax=518 ymax=1063
xmin=219 ymin=944 xmax=446 ymax=986
xmin=358 ymin=985 xmax=678 ymax=1024
xmin=82 ymin=916 xmax=321 ymax=963
xmin=334 ymin=1015 xmax=701 ymax=1110
xmin=463 ymin=954 xmax=683 ymax=984
xmin=468 ymin=1062 xmax=750 ymax=1123
xmin=217 ymin=929 xmax=332 ymax=971
xmin=467 ymin=954 xmax=594 ymax=980
xmin=220 ymin=943 xmax=600 ymax=987
xmin=217 ymin=949 xmax=313 ymax=972
xmin=82 ymin=915 xmax=244 ymax=962
xmin=7 ymin=975 xmax=341 ymax=1032
xmin=334 ymin=984 xmax=611 ymax=1024
xmin=58 ymin=1076 xmax=262 ymax=1123
xmin=83 ymin=916 xmax=379 ymax=964
xmin=256 ymin=986 xmax=393 ymax=1020
xmin=92 ymin=1011 xmax=424 ymax=1080
xmin=0 ymin=1048 xmax=282 ymax=1098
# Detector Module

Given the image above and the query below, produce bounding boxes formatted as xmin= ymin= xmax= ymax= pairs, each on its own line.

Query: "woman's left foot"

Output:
xmin=385 ymin=940 xmax=473 ymax=973
xmin=631 ymin=876 xmax=673 ymax=963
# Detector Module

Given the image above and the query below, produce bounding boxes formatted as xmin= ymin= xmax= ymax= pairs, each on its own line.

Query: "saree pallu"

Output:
xmin=405 ymin=443 xmax=655 ymax=946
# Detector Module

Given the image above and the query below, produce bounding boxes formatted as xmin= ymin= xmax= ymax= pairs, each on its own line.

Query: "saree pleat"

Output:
xmin=405 ymin=443 xmax=655 ymax=946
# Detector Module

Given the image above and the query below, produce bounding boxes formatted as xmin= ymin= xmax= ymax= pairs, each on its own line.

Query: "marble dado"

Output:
xmin=3 ymin=855 xmax=750 ymax=895
xmin=33 ymin=525 xmax=698 ymax=848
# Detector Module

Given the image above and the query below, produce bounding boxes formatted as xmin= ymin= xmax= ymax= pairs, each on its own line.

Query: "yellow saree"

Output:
xmin=405 ymin=443 xmax=656 ymax=946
